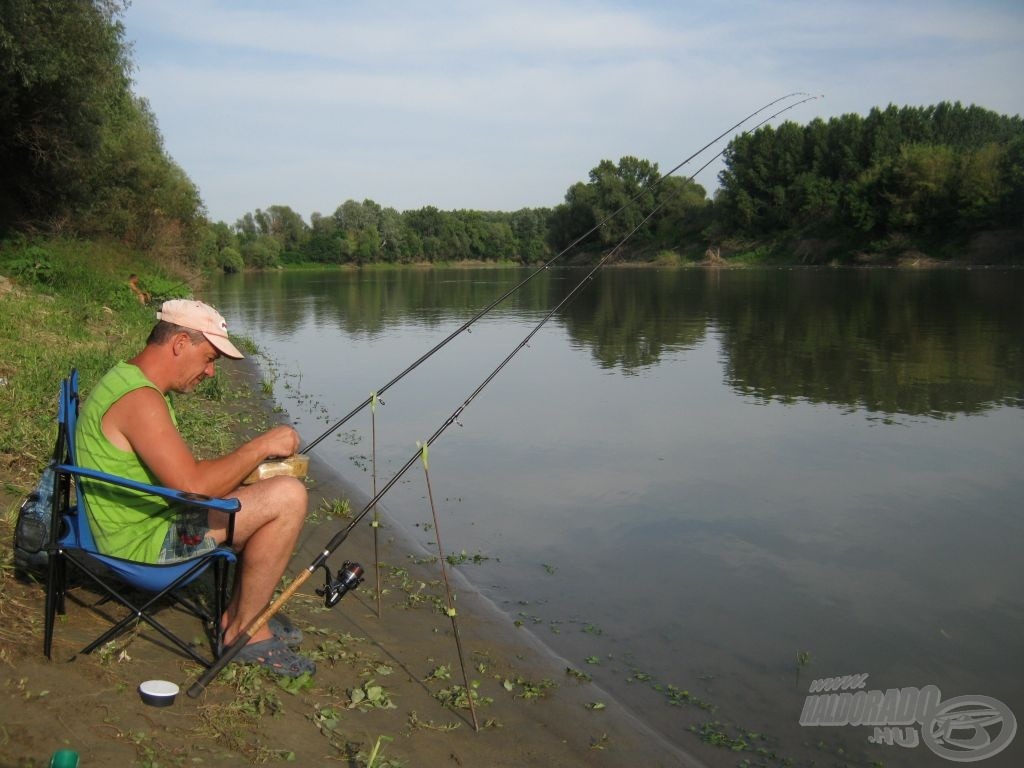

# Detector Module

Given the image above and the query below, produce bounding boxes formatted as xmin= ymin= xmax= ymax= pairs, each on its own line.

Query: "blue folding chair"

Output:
xmin=43 ymin=370 xmax=241 ymax=667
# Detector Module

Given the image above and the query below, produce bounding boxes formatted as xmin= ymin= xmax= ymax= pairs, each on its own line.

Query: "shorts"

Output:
xmin=157 ymin=508 xmax=217 ymax=563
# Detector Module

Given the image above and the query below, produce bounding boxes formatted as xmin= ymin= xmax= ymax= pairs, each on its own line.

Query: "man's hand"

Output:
xmin=258 ymin=425 xmax=301 ymax=460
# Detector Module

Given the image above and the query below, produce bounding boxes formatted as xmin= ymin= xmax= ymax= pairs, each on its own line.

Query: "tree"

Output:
xmin=0 ymin=0 xmax=128 ymax=230
xmin=378 ymin=207 xmax=405 ymax=262
xmin=234 ymin=212 xmax=258 ymax=241
xmin=334 ymin=199 xmax=380 ymax=232
xmin=884 ymin=144 xmax=957 ymax=232
xmin=999 ymin=135 xmax=1024 ymax=227
xmin=956 ymin=143 xmax=1005 ymax=228
xmin=548 ymin=181 xmax=598 ymax=251
xmin=510 ymin=207 xmax=550 ymax=262
xmin=240 ymin=235 xmax=282 ymax=268
xmin=219 ymin=246 xmax=244 ymax=273
xmin=0 ymin=0 xmax=203 ymax=250
xmin=263 ymin=204 xmax=309 ymax=253
xmin=652 ymin=176 xmax=708 ymax=242
xmin=82 ymin=95 xmax=204 ymax=251
xmin=588 ymin=156 xmax=659 ymax=244
xmin=403 ymin=206 xmax=469 ymax=261
xmin=305 ymin=212 xmax=341 ymax=263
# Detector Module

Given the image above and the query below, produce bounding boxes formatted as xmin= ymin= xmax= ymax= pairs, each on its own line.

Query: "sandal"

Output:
xmin=233 ymin=636 xmax=316 ymax=678
xmin=218 ymin=614 xmax=303 ymax=652
xmin=270 ymin=615 xmax=304 ymax=647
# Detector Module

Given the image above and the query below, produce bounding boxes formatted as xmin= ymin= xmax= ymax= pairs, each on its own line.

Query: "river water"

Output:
xmin=208 ymin=267 xmax=1023 ymax=767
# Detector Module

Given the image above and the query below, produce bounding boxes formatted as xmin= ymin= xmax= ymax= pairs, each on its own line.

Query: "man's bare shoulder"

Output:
xmin=104 ymin=385 xmax=172 ymax=430
xmin=111 ymin=383 xmax=167 ymax=409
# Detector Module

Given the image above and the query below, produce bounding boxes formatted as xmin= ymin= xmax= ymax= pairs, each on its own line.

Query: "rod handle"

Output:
xmin=187 ymin=569 xmax=313 ymax=697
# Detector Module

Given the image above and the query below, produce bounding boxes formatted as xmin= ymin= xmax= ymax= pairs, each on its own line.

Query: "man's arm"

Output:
xmin=103 ymin=386 xmax=300 ymax=498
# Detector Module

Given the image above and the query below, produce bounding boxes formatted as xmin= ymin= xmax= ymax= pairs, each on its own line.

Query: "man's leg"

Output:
xmin=207 ymin=475 xmax=308 ymax=646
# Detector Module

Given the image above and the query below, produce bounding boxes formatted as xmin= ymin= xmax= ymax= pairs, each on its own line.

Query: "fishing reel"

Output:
xmin=315 ymin=560 xmax=365 ymax=608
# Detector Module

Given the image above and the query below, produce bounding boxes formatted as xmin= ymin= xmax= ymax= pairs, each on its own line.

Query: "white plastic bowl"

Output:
xmin=138 ymin=679 xmax=179 ymax=707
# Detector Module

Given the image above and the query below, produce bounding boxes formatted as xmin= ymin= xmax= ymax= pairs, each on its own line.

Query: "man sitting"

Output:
xmin=75 ymin=299 xmax=312 ymax=676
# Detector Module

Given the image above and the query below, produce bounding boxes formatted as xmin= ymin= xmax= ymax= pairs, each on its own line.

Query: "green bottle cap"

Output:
xmin=50 ymin=749 xmax=80 ymax=768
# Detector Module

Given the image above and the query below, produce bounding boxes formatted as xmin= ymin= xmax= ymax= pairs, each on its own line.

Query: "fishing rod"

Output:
xmin=299 ymin=92 xmax=810 ymax=455
xmin=189 ymin=93 xmax=820 ymax=698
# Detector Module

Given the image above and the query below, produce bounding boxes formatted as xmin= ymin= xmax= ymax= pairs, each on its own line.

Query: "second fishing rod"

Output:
xmin=189 ymin=92 xmax=819 ymax=698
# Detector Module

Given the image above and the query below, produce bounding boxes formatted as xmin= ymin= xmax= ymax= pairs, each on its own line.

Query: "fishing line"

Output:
xmin=299 ymin=92 xmax=810 ymax=454
xmin=189 ymin=93 xmax=818 ymax=698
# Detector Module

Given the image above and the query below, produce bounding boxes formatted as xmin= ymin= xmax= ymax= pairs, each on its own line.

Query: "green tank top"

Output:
xmin=75 ymin=362 xmax=179 ymax=562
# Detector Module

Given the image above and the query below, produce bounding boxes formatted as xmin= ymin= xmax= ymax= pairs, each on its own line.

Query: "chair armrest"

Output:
xmin=56 ymin=464 xmax=241 ymax=514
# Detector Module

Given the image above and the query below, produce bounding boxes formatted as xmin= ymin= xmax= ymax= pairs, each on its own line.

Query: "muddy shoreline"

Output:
xmin=295 ymin=447 xmax=699 ymax=765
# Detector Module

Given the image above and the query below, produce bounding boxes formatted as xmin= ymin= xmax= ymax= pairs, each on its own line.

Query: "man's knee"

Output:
xmin=267 ymin=475 xmax=308 ymax=521
xmin=228 ymin=475 xmax=307 ymax=531
xmin=271 ymin=474 xmax=307 ymax=503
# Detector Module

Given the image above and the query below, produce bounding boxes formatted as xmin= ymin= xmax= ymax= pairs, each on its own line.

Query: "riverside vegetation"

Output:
xmin=3 ymin=3 xmax=1022 ymax=275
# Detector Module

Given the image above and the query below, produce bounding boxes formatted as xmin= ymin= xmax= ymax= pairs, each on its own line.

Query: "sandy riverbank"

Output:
xmin=0 ymin=356 xmax=700 ymax=767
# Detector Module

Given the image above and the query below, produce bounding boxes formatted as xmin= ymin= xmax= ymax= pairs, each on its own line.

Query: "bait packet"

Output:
xmin=243 ymin=454 xmax=309 ymax=485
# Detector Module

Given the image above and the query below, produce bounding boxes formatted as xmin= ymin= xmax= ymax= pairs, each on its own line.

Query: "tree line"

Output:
xmin=205 ymin=160 xmax=708 ymax=271
xmin=199 ymin=203 xmax=556 ymax=271
xmin=2 ymin=3 xmax=1021 ymax=269
xmin=715 ymin=103 xmax=1024 ymax=241
xmin=208 ymin=104 xmax=1023 ymax=270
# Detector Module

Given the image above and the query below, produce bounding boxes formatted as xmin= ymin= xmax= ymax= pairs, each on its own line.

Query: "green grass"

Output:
xmin=0 ymin=237 xmax=240 ymax=494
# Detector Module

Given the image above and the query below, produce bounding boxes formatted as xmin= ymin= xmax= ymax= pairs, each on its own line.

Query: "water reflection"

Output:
xmin=217 ymin=267 xmax=1024 ymax=417
xmin=713 ymin=269 xmax=1024 ymax=416
xmin=213 ymin=266 xmax=557 ymax=338
xmin=560 ymin=268 xmax=708 ymax=371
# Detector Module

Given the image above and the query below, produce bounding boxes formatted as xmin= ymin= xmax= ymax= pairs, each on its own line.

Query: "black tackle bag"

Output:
xmin=13 ymin=462 xmax=57 ymax=573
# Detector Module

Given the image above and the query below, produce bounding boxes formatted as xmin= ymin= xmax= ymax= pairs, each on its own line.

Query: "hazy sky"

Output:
xmin=122 ymin=0 xmax=1024 ymax=225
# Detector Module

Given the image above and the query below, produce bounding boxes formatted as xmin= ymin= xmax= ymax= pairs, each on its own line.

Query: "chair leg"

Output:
xmin=212 ymin=557 xmax=229 ymax=656
xmin=55 ymin=553 xmax=67 ymax=615
xmin=43 ymin=552 xmax=63 ymax=659
xmin=76 ymin=576 xmax=215 ymax=668
xmin=64 ymin=551 xmax=217 ymax=667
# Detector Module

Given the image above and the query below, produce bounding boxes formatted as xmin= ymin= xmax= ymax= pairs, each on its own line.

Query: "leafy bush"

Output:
xmin=219 ymin=247 xmax=244 ymax=273
xmin=1 ymin=245 xmax=58 ymax=285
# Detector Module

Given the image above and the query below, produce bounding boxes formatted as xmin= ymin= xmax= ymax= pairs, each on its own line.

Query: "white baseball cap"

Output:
xmin=157 ymin=300 xmax=244 ymax=359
